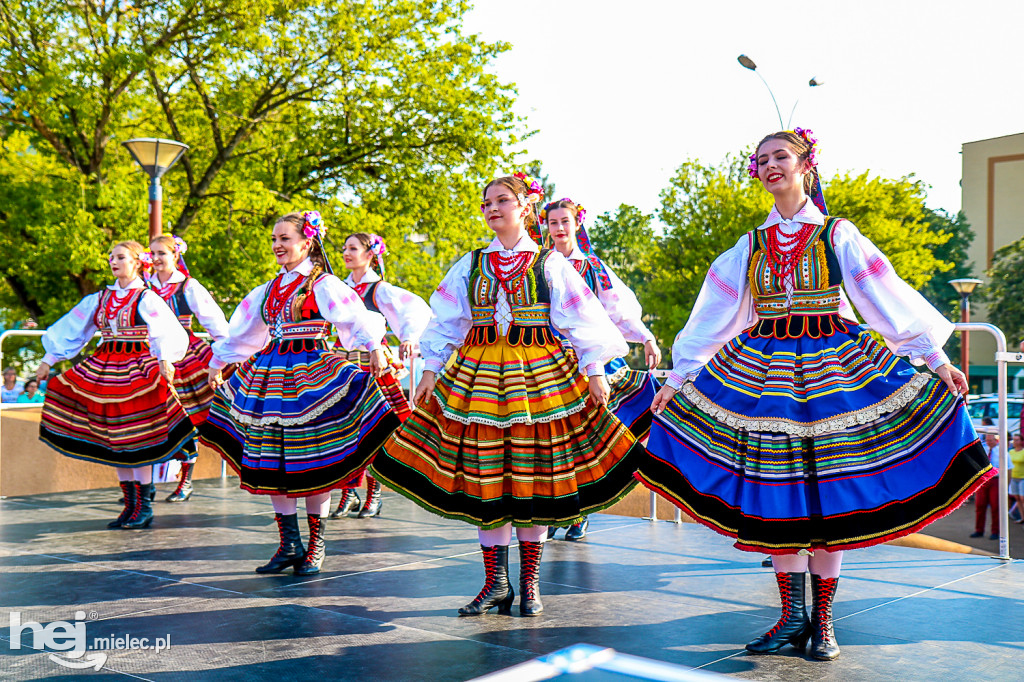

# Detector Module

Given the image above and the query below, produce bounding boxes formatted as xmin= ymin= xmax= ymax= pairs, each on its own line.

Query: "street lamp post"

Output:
xmin=949 ymin=278 xmax=984 ymax=390
xmin=737 ymin=55 xmax=822 ymax=129
xmin=121 ymin=138 xmax=189 ymax=241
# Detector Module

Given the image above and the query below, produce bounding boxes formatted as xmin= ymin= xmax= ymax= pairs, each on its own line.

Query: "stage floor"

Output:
xmin=2 ymin=479 xmax=1022 ymax=681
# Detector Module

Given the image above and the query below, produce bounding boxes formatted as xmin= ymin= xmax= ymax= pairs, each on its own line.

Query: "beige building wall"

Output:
xmin=960 ymin=133 xmax=1024 ymax=389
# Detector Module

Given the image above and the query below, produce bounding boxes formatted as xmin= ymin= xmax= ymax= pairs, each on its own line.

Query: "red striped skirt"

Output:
xmin=40 ymin=341 xmax=197 ymax=466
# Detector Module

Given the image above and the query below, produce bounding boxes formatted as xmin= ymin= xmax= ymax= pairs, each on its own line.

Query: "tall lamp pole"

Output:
xmin=949 ymin=278 xmax=983 ymax=391
xmin=122 ymin=138 xmax=189 ymax=241
xmin=737 ymin=55 xmax=823 ymax=129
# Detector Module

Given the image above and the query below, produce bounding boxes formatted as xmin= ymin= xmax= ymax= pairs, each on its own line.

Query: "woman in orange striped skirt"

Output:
xmin=370 ymin=173 xmax=645 ymax=617
xmin=147 ymin=234 xmax=230 ymax=502
xmin=38 ymin=241 xmax=195 ymax=530
xmin=330 ymin=232 xmax=431 ymax=520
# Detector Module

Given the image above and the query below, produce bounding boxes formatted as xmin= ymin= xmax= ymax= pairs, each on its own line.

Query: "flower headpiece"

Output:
xmin=747 ymin=127 xmax=820 ymax=180
xmin=539 ymin=198 xmax=587 ymax=228
xmin=172 ymin=235 xmax=188 ymax=254
xmin=138 ymin=250 xmax=154 ymax=271
xmin=512 ymin=171 xmax=544 ymax=205
xmin=302 ymin=210 xmax=324 ymax=240
xmin=368 ymin=234 xmax=387 ymax=257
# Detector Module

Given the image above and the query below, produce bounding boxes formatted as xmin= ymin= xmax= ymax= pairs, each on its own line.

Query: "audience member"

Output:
xmin=1 ymin=367 xmax=23 ymax=402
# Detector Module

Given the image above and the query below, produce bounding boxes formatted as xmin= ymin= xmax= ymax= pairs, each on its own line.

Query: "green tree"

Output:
xmin=0 ymin=0 xmax=522 ymax=325
xmin=588 ymin=204 xmax=656 ymax=297
xmin=918 ymin=209 xmax=975 ymax=358
xmin=986 ymin=237 xmax=1024 ymax=349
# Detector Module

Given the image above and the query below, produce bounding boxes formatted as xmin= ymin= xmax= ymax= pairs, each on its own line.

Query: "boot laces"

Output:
xmin=764 ymin=573 xmax=794 ymax=638
xmin=470 ymin=548 xmax=499 ymax=604
xmin=815 ymin=578 xmax=838 ymax=641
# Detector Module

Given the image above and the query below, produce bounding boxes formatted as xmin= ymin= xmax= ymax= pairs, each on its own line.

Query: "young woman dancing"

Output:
xmin=204 ymin=211 xmax=400 ymax=575
xmin=147 ymin=234 xmax=229 ymax=502
xmin=641 ymin=129 xmax=993 ymax=661
xmin=38 ymin=241 xmax=194 ymax=529
xmin=370 ymin=173 xmax=645 ymax=617
xmin=329 ymin=232 xmax=431 ymax=520
xmin=542 ymin=197 xmax=662 ymax=541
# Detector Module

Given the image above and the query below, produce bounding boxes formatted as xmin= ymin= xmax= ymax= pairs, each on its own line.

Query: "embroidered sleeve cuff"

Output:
xmin=585 ymin=363 xmax=604 ymax=377
xmin=665 ymin=371 xmax=686 ymax=391
xmin=924 ymin=350 xmax=950 ymax=372
xmin=209 ymin=356 xmax=227 ymax=370
xmin=423 ymin=358 xmax=445 ymax=374
xmin=42 ymin=353 xmax=59 ymax=367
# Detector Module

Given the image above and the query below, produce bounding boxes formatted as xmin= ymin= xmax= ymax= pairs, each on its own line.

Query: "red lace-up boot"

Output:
xmin=295 ymin=514 xmax=327 ymax=575
xmin=518 ymin=541 xmax=544 ymax=616
xmin=255 ymin=513 xmax=305 ymax=574
xmin=458 ymin=545 xmax=514 ymax=616
xmin=745 ymin=572 xmax=811 ymax=654
xmin=809 ymin=575 xmax=841 ymax=660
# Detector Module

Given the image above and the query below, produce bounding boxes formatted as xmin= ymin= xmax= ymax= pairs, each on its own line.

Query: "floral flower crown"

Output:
xmin=512 ymin=171 xmax=545 ymax=205
xmin=173 ymin=235 xmax=188 ymax=254
xmin=539 ymin=198 xmax=587 ymax=227
xmin=747 ymin=127 xmax=819 ymax=180
xmin=302 ymin=211 xmax=324 ymax=239
xmin=138 ymin=251 xmax=153 ymax=270
xmin=368 ymin=234 xmax=387 ymax=257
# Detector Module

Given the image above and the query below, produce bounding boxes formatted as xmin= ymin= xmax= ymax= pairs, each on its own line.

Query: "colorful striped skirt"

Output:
xmin=336 ymin=346 xmax=412 ymax=488
xmin=39 ymin=342 xmax=196 ymax=467
xmin=339 ymin=347 xmax=412 ymax=421
xmin=370 ymin=336 xmax=644 ymax=529
xmin=201 ymin=340 xmax=400 ymax=497
xmin=638 ymin=320 xmax=994 ymax=554
xmin=566 ymin=349 xmax=660 ymax=440
xmin=173 ymin=333 xmax=216 ymax=425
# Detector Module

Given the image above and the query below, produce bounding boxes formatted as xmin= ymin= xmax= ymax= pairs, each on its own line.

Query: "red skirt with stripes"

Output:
xmin=40 ymin=341 xmax=197 ymax=466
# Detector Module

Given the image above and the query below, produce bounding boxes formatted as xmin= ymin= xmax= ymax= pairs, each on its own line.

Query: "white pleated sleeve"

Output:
xmin=41 ymin=293 xmax=102 ymax=366
xmin=314 ymin=275 xmax=386 ymax=352
xmin=183 ymin=279 xmax=230 ymax=343
xmin=546 ymin=252 xmax=629 ymax=375
xmin=596 ymin=264 xmax=656 ymax=344
xmin=372 ymin=282 xmax=433 ymax=344
xmin=832 ymin=220 xmax=952 ymax=370
xmin=666 ymin=234 xmax=756 ymax=390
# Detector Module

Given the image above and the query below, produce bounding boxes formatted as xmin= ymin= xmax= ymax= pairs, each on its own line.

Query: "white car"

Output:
xmin=967 ymin=394 xmax=1023 ymax=435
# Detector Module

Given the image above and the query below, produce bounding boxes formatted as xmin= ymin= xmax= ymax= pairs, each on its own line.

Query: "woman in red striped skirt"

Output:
xmin=146 ymin=234 xmax=229 ymax=502
xmin=329 ymin=232 xmax=432 ymax=520
xmin=38 ymin=240 xmax=195 ymax=529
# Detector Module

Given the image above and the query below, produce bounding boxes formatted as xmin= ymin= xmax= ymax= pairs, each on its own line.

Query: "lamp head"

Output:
xmin=737 ymin=55 xmax=757 ymax=71
xmin=122 ymin=138 xmax=189 ymax=179
xmin=949 ymin=278 xmax=983 ymax=296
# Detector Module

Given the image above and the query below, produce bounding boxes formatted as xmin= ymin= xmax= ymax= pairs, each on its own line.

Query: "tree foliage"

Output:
xmin=0 ymin=0 xmax=521 ymax=324
xmin=986 ymin=237 xmax=1024 ymax=348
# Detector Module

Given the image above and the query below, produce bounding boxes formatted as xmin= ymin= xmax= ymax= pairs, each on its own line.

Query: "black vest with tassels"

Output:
xmin=467 ymin=248 xmax=557 ymax=347
xmin=747 ymin=216 xmax=850 ymax=340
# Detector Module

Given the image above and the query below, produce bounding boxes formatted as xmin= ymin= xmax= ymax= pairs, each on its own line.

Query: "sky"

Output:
xmin=463 ymin=0 xmax=1024 ymax=222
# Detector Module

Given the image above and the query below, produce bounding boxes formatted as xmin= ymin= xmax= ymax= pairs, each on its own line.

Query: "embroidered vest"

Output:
xmin=260 ymin=273 xmax=330 ymax=344
xmin=571 ymin=255 xmax=613 ymax=295
xmin=467 ymin=248 xmax=557 ymax=346
xmin=747 ymin=216 xmax=849 ymax=339
xmin=94 ymin=288 xmax=149 ymax=347
xmin=150 ymin=279 xmax=195 ymax=330
xmin=353 ymin=280 xmax=381 ymax=315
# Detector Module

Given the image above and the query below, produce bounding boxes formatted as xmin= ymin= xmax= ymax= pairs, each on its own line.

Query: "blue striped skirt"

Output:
xmin=638 ymin=319 xmax=994 ymax=553
xmin=201 ymin=340 xmax=400 ymax=497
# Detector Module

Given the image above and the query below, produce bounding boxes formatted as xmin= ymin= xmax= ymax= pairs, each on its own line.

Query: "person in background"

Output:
xmin=16 ymin=378 xmax=45 ymax=403
xmin=1008 ymin=433 xmax=1024 ymax=524
xmin=971 ymin=425 xmax=1000 ymax=540
xmin=2 ymin=367 xmax=23 ymax=402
